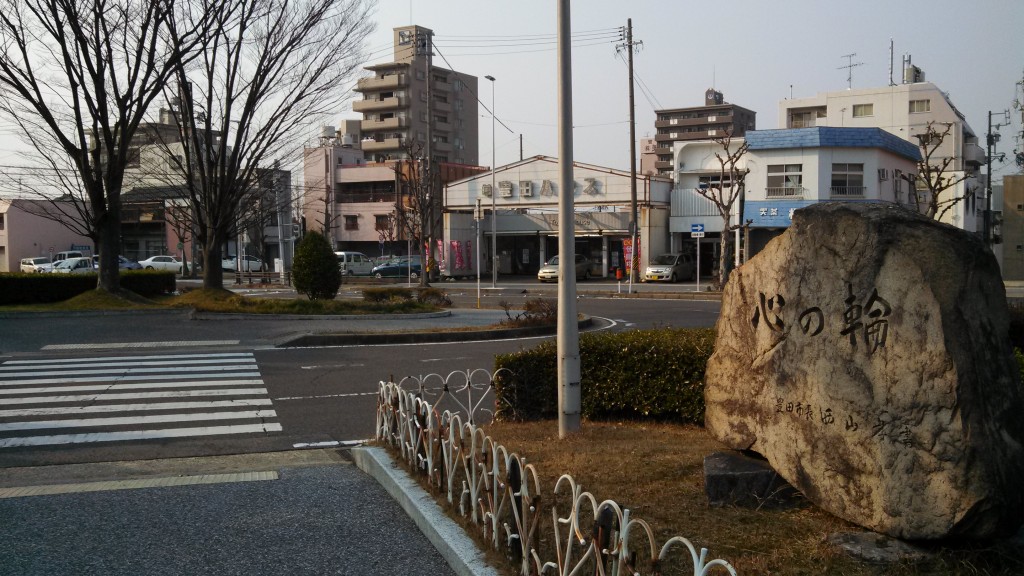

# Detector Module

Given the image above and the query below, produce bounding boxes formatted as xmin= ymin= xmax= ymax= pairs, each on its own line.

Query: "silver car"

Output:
xmin=537 ymin=254 xmax=592 ymax=282
xmin=644 ymin=253 xmax=696 ymax=283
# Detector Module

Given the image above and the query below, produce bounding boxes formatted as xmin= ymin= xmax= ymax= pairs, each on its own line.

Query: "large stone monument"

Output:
xmin=704 ymin=202 xmax=1024 ymax=540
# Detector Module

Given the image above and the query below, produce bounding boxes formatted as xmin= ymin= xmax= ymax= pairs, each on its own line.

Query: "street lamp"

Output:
xmin=485 ymin=74 xmax=496 ymax=288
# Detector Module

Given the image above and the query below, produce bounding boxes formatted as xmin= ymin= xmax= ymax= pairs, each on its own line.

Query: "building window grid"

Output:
xmin=344 ymin=215 xmax=359 ymax=230
xmin=830 ymin=163 xmax=865 ymax=197
xmin=852 ymin=104 xmax=874 ymax=118
xmin=767 ymin=164 xmax=804 ymax=197
xmin=909 ymin=100 xmax=931 ymax=113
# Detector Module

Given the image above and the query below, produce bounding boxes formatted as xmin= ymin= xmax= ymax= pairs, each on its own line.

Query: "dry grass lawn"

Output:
xmin=468 ymin=420 xmax=1023 ymax=576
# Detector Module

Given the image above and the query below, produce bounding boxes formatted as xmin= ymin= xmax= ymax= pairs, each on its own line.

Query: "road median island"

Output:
xmin=277 ymin=316 xmax=594 ymax=347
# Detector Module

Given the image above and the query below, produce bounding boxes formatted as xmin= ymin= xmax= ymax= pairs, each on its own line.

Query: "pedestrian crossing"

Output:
xmin=0 ymin=352 xmax=281 ymax=448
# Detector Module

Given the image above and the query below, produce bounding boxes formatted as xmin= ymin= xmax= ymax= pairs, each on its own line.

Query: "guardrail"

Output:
xmin=374 ymin=370 xmax=738 ymax=576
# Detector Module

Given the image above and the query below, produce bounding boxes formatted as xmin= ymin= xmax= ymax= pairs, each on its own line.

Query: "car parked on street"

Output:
xmin=92 ymin=255 xmax=142 ymax=270
xmin=644 ymin=253 xmax=696 ymax=283
xmin=138 ymin=255 xmax=183 ymax=272
xmin=52 ymin=256 xmax=96 ymax=274
xmin=221 ymin=254 xmax=264 ymax=272
xmin=371 ymin=261 xmax=421 ymax=279
xmin=335 ymin=251 xmax=375 ymax=275
xmin=537 ymin=254 xmax=592 ymax=282
xmin=20 ymin=257 xmax=53 ymax=273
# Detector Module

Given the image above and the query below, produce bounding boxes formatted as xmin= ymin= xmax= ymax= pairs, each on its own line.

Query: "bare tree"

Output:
xmin=912 ymin=121 xmax=976 ymax=221
xmin=394 ymin=140 xmax=439 ymax=287
xmin=0 ymin=0 xmax=211 ymax=292
xmin=694 ymin=131 xmax=750 ymax=287
xmin=163 ymin=0 xmax=373 ymax=290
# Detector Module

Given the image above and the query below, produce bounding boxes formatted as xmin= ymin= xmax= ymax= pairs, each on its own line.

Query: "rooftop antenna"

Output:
xmin=839 ymin=52 xmax=864 ymax=89
xmin=889 ymin=39 xmax=896 ymax=86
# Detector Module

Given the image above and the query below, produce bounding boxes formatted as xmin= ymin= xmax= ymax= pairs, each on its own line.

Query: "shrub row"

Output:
xmin=493 ymin=327 xmax=716 ymax=424
xmin=361 ymin=286 xmax=451 ymax=306
xmin=0 ymin=270 xmax=176 ymax=305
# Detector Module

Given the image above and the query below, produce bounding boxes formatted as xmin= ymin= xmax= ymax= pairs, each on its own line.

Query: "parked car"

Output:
xmin=92 ymin=255 xmax=142 ymax=270
xmin=221 ymin=254 xmax=264 ymax=272
xmin=20 ymin=257 xmax=53 ymax=273
xmin=644 ymin=253 xmax=696 ymax=283
xmin=371 ymin=261 xmax=421 ymax=279
xmin=53 ymin=250 xmax=84 ymax=264
xmin=138 ymin=255 xmax=182 ymax=272
xmin=335 ymin=251 xmax=375 ymax=275
xmin=537 ymin=254 xmax=592 ymax=283
xmin=52 ymin=256 xmax=96 ymax=274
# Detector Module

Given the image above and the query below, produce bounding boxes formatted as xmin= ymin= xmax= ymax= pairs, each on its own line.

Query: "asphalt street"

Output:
xmin=0 ymin=451 xmax=454 ymax=576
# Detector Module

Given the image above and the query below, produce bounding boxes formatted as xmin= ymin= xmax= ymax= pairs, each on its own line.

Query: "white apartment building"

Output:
xmin=0 ymin=199 xmax=93 ymax=272
xmin=778 ymin=75 xmax=984 ymax=231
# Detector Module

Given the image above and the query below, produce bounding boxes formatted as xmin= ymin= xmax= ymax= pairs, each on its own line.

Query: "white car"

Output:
xmin=222 ymin=254 xmax=264 ymax=272
xmin=20 ymin=257 xmax=53 ymax=273
xmin=138 ymin=255 xmax=182 ymax=272
xmin=52 ymin=256 xmax=96 ymax=274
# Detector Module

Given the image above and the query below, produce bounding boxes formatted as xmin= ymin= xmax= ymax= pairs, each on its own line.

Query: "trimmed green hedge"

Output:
xmin=361 ymin=286 xmax=451 ymax=306
xmin=494 ymin=328 xmax=716 ymax=424
xmin=0 ymin=270 xmax=176 ymax=305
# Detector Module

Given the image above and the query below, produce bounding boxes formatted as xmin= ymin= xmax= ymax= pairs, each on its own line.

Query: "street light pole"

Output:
xmin=486 ymin=74 xmax=497 ymax=288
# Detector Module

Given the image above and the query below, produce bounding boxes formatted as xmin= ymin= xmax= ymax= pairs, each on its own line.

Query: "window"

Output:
xmin=767 ymin=164 xmax=803 ymax=197
xmin=415 ymin=69 xmax=425 ymax=80
xmin=830 ymin=163 xmax=864 ymax=197
xmin=344 ymin=215 xmax=358 ymax=230
xmin=434 ymin=115 xmax=447 ymax=124
xmin=0 ymin=214 xmax=4 ymax=230
xmin=434 ymin=94 xmax=448 ymax=104
xmin=909 ymin=100 xmax=930 ymax=113
xmin=375 ymin=214 xmax=391 ymax=231
xmin=453 ymin=79 xmax=462 ymax=91
xmin=852 ymin=104 xmax=873 ymax=118
xmin=698 ymin=175 xmax=733 ymax=189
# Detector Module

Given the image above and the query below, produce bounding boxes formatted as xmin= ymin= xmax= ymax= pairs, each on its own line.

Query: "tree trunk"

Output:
xmin=95 ymin=205 xmax=122 ymax=294
xmin=203 ymin=238 xmax=227 ymax=290
xmin=718 ymin=215 xmax=732 ymax=288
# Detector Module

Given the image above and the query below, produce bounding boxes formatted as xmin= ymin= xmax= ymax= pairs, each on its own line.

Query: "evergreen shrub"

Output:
xmin=494 ymin=328 xmax=716 ymax=424
xmin=292 ymin=231 xmax=341 ymax=300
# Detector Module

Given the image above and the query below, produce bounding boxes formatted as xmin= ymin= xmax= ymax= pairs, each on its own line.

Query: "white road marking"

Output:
xmin=4 ymin=353 xmax=254 ymax=365
xmin=0 ymin=399 xmax=273 ymax=418
xmin=292 ymin=439 xmax=368 ymax=449
xmin=0 ymin=423 xmax=283 ymax=448
xmin=0 ymin=365 xmax=258 ymax=379
xmin=0 ymin=372 xmax=261 ymax=386
xmin=276 ymin=391 xmax=377 ymax=401
xmin=0 ymin=410 xmax=278 ymax=432
xmin=0 ymin=358 xmax=257 ymax=371
xmin=3 ymin=388 xmax=270 ymax=405
xmin=0 ymin=379 xmax=266 ymax=396
xmin=299 ymin=363 xmax=365 ymax=370
xmin=420 ymin=356 xmax=472 ymax=362
xmin=42 ymin=340 xmax=240 ymax=350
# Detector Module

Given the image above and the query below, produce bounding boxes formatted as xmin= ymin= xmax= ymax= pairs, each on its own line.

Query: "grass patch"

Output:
xmin=162 ymin=287 xmax=440 ymax=315
xmin=470 ymin=420 xmax=1023 ymax=576
xmin=0 ymin=288 xmax=160 ymax=311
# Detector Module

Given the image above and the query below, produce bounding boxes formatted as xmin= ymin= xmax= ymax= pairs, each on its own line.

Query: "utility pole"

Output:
xmin=986 ymin=109 xmax=1010 ymax=245
xmin=616 ymin=19 xmax=642 ymax=287
xmin=556 ymin=0 xmax=580 ymax=438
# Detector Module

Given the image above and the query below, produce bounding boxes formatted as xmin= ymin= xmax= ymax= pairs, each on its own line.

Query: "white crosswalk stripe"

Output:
xmin=0 ymin=352 xmax=281 ymax=448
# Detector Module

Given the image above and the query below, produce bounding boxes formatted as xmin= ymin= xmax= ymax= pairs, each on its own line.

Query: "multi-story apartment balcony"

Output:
xmin=361 ymin=137 xmax=404 ymax=152
xmin=356 ymin=74 xmax=408 ymax=92
xmin=352 ymin=96 xmax=406 ymax=113
xmin=655 ymin=114 xmax=733 ymax=129
xmin=432 ymin=140 xmax=452 ymax=152
xmin=829 ymin=186 xmax=865 ymax=199
xmin=432 ymin=99 xmax=451 ymax=113
xmin=765 ymin=186 xmax=806 ymax=199
xmin=361 ymin=117 xmax=407 ymax=132
xmin=431 ymin=78 xmax=451 ymax=92
xmin=963 ymin=142 xmax=985 ymax=168
xmin=655 ymin=146 xmax=672 ymax=156
xmin=654 ymin=160 xmax=674 ymax=171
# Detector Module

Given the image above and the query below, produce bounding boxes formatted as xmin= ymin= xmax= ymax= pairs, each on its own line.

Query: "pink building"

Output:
xmin=0 ymin=199 xmax=94 ymax=272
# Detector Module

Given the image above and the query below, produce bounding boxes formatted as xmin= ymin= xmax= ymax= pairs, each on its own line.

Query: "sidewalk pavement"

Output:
xmin=0 ymin=447 xmax=497 ymax=576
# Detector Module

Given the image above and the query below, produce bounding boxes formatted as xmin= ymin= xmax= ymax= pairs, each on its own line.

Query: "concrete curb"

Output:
xmin=279 ymin=316 xmax=594 ymax=347
xmin=190 ymin=310 xmax=453 ymax=322
xmin=351 ymin=446 xmax=499 ymax=576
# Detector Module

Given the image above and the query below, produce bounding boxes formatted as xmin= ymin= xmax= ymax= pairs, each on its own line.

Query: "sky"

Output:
xmin=339 ymin=0 xmax=1024 ymax=182
xmin=0 ymin=0 xmax=1021 ymax=187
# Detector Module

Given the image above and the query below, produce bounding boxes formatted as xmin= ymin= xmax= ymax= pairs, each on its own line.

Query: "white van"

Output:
xmin=335 ymin=251 xmax=374 ymax=276
xmin=52 ymin=250 xmax=84 ymax=265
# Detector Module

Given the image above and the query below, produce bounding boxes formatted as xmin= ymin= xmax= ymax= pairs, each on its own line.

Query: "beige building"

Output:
xmin=352 ymin=25 xmax=479 ymax=166
xmin=778 ymin=68 xmax=984 ymax=232
xmin=1002 ymin=175 xmax=1024 ymax=280
xmin=0 ymin=199 xmax=93 ymax=272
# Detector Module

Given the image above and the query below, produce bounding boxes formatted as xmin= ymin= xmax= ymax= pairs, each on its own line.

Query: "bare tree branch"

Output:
xmin=693 ymin=130 xmax=749 ymax=287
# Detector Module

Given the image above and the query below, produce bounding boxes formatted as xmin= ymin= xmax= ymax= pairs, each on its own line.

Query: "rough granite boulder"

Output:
xmin=704 ymin=202 xmax=1024 ymax=540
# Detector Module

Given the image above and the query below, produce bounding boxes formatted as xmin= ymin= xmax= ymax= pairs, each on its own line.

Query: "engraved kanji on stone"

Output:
xmin=751 ymin=292 xmax=786 ymax=332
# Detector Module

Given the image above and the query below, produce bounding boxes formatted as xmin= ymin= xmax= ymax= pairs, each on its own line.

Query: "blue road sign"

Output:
xmin=691 ymin=223 xmax=704 ymax=233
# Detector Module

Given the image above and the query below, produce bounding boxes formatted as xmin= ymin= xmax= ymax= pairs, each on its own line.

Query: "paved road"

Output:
xmin=0 ymin=450 xmax=454 ymax=576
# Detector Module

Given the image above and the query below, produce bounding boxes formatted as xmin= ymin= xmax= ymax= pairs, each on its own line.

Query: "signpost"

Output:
xmin=691 ymin=224 xmax=704 ymax=292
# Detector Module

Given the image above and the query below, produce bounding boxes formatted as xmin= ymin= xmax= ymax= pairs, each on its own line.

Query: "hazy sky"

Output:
xmin=350 ymin=0 xmax=1024 ymax=182
xmin=0 ymin=0 xmax=1021 ymax=186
